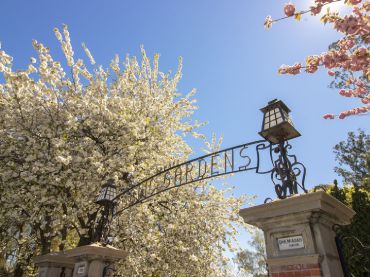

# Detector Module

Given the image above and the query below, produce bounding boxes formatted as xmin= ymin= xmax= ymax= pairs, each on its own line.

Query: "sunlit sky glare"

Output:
xmin=306 ymin=0 xmax=347 ymax=13
xmin=0 ymin=0 xmax=368 ymax=253
xmin=281 ymin=1 xmax=351 ymax=39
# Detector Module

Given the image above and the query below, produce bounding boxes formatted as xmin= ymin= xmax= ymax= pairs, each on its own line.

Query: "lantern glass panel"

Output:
xmin=97 ymin=188 xmax=107 ymax=202
xmin=105 ymin=186 xmax=116 ymax=201
xmin=96 ymin=184 xmax=117 ymax=203
xmin=263 ymin=107 xmax=285 ymax=131
xmin=259 ymin=99 xmax=301 ymax=143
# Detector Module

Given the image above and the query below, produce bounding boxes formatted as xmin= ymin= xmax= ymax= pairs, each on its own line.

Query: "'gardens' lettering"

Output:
xmin=124 ymin=141 xmax=269 ymax=208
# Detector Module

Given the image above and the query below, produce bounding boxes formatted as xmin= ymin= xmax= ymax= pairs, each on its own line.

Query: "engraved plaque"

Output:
xmin=277 ymin=235 xmax=304 ymax=250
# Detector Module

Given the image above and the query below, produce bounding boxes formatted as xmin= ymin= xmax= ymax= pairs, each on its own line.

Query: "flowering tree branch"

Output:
xmin=265 ymin=0 xmax=369 ymax=119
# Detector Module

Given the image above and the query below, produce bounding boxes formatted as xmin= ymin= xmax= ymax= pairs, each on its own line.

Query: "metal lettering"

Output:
xmin=185 ymin=162 xmax=194 ymax=183
xmin=198 ymin=158 xmax=207 ymax=179
xmin=163 ymin=171 xmax=172 ymax=188
xmin=224 ymin=150 xmax=234 ymax=173
xmin=239 ymin=146 xmax=251 ymax=171
xmin=174 ymin=166 xmax=183 ymax=186
xmin=211 ymin=154 xmax=219 ymax=175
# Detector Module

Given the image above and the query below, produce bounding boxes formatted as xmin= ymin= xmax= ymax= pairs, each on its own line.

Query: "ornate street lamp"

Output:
xmin=95 ymin=179 xmax=117 ymax=244
xmin=259 ymin=99 xmax=307 ymax=199
xmin=259 ymin=99 xmax=300 ymax=144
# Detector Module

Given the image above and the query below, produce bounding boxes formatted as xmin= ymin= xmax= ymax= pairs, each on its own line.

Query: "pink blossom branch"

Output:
xmin=265 ymin=0 xmax=343 ymax=28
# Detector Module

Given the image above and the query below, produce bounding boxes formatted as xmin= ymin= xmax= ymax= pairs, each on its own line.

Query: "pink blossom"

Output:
xmin=270 ymin=0 xmax=369 ymax=119
xmin=305 ymin=55 xmax=320 ymax=73
xmin=356 ymin=86 xmax=367 ymax=95
xmin=339 ymin=89 xmax=356 ymax=97
xmin=323 ymin=113 xmax=335 ymax=119
xmin=310 ymin=4 xmax=323 ymax=15
xmin=338 ymin=105 xmax=370 ymax=119
xmin=327 ymin=70 xmax=335 ymax=76
xmin=338 ymin=38 xmax=355 ymax=50
xmin=321 ymin=52 xmax=336 ymax=69
xmin=278 ymin=63 xmax=302 ymax=75
xmin=284 ymin=3 xmax=296 ymax=17
xmin=347 ymin=0 xmax=362 ymax=5
xmin=305 ymin=65 xmax=318 ymax=73
xmin=354 ymin=47 xmax=368 ymax=57
xmin=362 ymin=96 xmax=370 ymax=104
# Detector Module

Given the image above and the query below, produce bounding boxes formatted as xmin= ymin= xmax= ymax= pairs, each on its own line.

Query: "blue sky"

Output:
xmin=1 ymin=0 xmax=368 ymax=252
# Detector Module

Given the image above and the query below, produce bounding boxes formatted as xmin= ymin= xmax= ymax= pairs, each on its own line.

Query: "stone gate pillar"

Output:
xmin=239 ymin=191 xmax=355 ymax=277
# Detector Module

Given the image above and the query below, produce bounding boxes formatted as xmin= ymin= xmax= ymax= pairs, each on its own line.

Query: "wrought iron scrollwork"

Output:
xmin=269 ymin=141 xmax=307 ymax=199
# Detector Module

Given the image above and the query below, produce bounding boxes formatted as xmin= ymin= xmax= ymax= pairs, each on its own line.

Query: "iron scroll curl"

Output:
xmin=270 ymin=141 xmax=307 ymax=199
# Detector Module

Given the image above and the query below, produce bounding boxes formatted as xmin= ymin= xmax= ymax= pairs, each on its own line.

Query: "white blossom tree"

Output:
xmin=0 ymin=25 xmax=250 ymax=276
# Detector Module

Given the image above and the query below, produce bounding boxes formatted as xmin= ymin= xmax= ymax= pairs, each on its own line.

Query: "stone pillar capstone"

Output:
xmin=34 ymin=243 xmax=126 ymax=277
xmin=239 ymin=191 xmax=355 ymax=277
xmin=33 ymin=252 xmax=75 ymax=277
xmin=66 ymin=244 xmax=126 ymax=277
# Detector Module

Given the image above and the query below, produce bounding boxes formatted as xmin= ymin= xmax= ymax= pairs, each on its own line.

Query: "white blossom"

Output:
xmin=0 ymin=25 xmax=251 ymax=276
xmin=82 ymin=43 xmax=96 ymax=65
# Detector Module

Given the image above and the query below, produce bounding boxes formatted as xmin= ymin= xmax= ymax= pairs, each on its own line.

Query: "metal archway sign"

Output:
xmin=113 ymin=139 xmax=307 ymax=216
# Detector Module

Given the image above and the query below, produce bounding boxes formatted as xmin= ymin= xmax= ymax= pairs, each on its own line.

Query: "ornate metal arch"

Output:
xmin=112 ymin=139 xmax=307 ymax=217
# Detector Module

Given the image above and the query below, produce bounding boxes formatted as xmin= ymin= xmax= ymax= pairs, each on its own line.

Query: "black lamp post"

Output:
xmin=259 ymin=99 xmax=306 ymax=199
xmin=95 ymin=179 xmax=117 ymax=244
